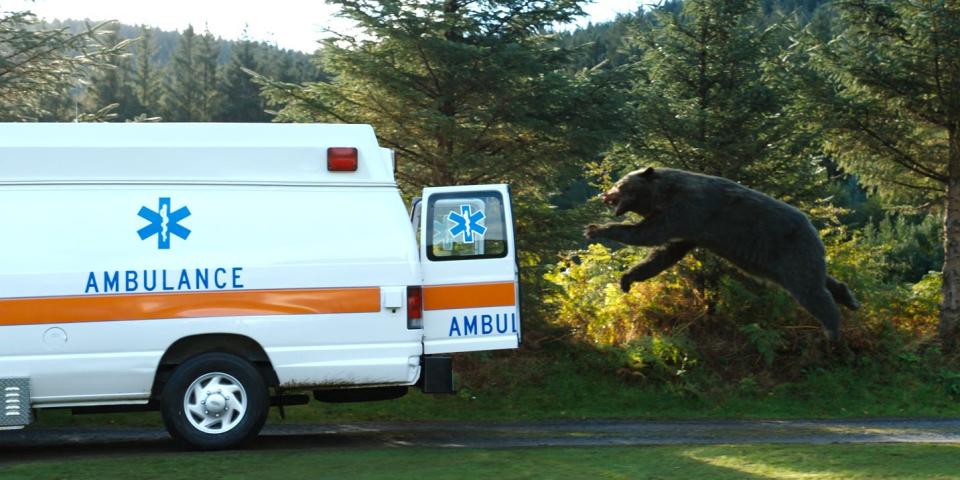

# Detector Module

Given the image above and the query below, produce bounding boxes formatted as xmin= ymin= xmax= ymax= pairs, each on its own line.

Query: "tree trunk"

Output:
xmin=941 ymin=127 xmax=960 ymax=350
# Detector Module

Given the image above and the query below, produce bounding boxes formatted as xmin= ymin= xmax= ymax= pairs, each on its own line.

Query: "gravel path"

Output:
xmin=2 ymin=418 xmax=959 ymax=464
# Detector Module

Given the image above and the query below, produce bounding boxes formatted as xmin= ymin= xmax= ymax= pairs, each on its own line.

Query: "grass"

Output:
xmin=3 ymin=444 xmax=960 ymax=479
xmin=34 ymin=347 xmax=960 ymax=428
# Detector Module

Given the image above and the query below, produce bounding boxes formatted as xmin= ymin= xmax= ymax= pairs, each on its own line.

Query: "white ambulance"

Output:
xmin=0 ymin=123 xmax=520 ymax=449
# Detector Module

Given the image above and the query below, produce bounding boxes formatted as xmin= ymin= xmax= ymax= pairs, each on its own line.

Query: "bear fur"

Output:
xmin=585 ymin=167 xmax=859 ymax=340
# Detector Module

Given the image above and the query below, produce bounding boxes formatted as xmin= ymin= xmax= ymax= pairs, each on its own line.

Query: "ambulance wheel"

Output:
xmin=160 ymin=353 xmax=269 ymax=450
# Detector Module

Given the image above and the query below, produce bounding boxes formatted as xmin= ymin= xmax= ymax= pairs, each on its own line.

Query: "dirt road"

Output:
xmin=2 ymin=418 xmax=959 ymax=464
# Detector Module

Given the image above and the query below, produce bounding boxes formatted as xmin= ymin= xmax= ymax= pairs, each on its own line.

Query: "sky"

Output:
xmin=6 ymin=0 xmax=645 ymax=53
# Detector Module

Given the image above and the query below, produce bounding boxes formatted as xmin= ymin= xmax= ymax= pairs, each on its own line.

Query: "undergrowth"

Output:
xmin=540 ymin=211 xmax=960 ymax=407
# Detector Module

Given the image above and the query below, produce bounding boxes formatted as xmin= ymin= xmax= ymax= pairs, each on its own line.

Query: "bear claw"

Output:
xmin=584 ymin=224 xmax=601 ymax=239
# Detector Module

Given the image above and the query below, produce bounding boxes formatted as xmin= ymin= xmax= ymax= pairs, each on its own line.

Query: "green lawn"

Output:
xmin=3 ymin=444 xmax=959 ymax=479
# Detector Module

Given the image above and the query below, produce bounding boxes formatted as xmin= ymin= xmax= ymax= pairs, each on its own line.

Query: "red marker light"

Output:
xmin=407 ymin=286 xmax=423 ymax=329
xmin=327 ymin=147 xmax=358 ymax=171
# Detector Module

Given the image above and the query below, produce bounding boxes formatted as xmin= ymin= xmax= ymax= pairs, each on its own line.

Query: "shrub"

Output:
xmin=544 ymin=220 xmax=943 ymax=385
xmin=544 ymin=243 xmax=705 ymax=346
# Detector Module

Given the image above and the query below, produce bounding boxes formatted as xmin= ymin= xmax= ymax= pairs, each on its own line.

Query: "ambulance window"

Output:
xmin=427 ymin=192 xmax=507 ymax=261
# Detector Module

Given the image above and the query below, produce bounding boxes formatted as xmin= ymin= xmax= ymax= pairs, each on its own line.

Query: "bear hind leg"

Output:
xmin=791 ymin=286 xmax=842 ymax=341
xmin=826 ymin=275 xmax=860 ymax=310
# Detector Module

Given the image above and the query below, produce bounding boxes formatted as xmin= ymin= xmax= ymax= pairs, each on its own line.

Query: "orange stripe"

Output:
xmin=0 ymin=287 xmax=381 ymax=326
xmin=423 ymin=282 xmax=516 ymax=311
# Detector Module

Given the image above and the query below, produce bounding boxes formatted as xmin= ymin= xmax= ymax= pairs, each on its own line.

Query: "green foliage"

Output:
xmin=619 ymin=335 xmax=695 ymax=383
xmin=88 ymin=27 xmax=140 ymax=121
xmin=258 ymin=0 xmax=623 ymax=191
xmin=131 ymin=26 xmax=162 ymax=118
xmin=738 ymin=323 xmax=786 ymax=366
xmin=793 ymin=0 xmax=960 ymax=342
xmin=939 ymin=367 xmax=960 ymax=399
xmin=162 ymin=25 xmax=222 ymax=121
xmin=195 ymin=29 xmax=221 ymax=121
xmin=797 ymin=0 xmax=960 ymax=198
xmin=545 ymin=243 xmax=702 ymax=346
xmin=555 ymin=6 xmax=651 ymax=71
xmin=862 ymin=214 xmax=943 ymax=283
xmin=610 ymin=0 xmax=820 ymax=200
xmin=549 ymin=215 xmax=945 ymax=385
xmin=0 ymin=11 xmax=123 ymax=121
xmin=218 ymin=40 xmax=270 ymax=122
xmin=545 ymin=244 xmax=711 ymax=390
xmin=31 ymin=19 xmax=321 ymax=122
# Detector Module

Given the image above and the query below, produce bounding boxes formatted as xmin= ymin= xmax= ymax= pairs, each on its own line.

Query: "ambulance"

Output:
xmin=0 ymin=123 xmax=520 ymax=449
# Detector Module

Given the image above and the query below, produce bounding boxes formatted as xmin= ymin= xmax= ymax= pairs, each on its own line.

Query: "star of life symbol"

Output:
xmin=448 ymin=204 xmax=486 ymax=244
xmin=138 ymin=197 xmax=191 ymax=249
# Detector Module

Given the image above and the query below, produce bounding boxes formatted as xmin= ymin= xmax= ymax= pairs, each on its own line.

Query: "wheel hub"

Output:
xmin=183 ymin=372 xmax=247 ymax=434
xmin=205 ymin=393 xmax=227 ymax=412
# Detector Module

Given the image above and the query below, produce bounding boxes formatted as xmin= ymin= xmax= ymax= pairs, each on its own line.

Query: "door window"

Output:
xmin=426 ymin=192 xmax=507 ymax=261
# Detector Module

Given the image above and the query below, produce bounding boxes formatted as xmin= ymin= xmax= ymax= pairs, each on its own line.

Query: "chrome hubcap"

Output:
xmin=183 ymin=372 xmax=247 ymax=434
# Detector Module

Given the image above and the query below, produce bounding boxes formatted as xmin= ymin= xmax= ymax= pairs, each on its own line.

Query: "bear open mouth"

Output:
xmin=601 ymin=189 xmax=626 ymax=216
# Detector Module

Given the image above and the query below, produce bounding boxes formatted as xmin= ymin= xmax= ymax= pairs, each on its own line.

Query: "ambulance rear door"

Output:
xmin=419 ymin=184 xmax=520 ymax=354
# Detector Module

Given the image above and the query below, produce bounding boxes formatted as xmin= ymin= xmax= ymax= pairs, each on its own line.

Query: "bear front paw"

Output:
xmin=584 ymin=224 xmax=603 ymax=239
xmin=620 ymin=274 xmax=634 ymax=293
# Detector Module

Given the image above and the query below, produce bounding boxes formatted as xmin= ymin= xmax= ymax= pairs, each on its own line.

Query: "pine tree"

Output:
xmin=800 ymin=0 xmax=960 ymax=346
xmin=89 ymin=28 xmax=139 ymax=121
xmin=0 ymin=11 xmax=122 ymax=121
xmin=255 ymin=0 xmax=621 ymax=190
xmin=619 ymin=0 xmax=818 ymax=200
xmin=163 ymin=25 xmax=200 ymax=121
xmin=132 ymin=26 xmax=161 ymax=117
xmin=218 ymin=39 xmax=268 ymax=122
xmin=196 ymin=29 xmax=221 ymax=121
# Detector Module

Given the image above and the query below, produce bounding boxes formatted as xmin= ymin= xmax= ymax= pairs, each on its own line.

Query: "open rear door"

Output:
xmin=420 ymin=184 xmax=520 ymax=354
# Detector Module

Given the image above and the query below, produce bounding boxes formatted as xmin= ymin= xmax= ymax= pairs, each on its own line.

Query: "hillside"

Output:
xmin=36 ymin=19 xmax=324 ymax=122
xmin=557 ymin=0 xmax=829 ymax=71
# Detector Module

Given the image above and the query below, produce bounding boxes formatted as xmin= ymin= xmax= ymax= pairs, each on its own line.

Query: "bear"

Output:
xmin=585 ymin=167 xmax=859 ymax=340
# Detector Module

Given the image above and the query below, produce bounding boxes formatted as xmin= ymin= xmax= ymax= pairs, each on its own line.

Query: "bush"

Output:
xmin=544 ymin=243 xmax=705 ymax=346
xmin=544 ymin=220 xmax=944 ymax=386
xmin=861 ymin=214 xmax=943 ymax=283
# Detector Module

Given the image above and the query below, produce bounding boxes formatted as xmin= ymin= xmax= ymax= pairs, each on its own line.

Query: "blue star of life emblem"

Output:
xmin=448 ymin=204 xmax=486 ymax=244
xmin=138 ymin=197 xmax=191 ymax=249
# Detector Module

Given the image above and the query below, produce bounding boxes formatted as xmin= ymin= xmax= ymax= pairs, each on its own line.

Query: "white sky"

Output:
xmin=4 ymin=0 xmax=644 ymax=52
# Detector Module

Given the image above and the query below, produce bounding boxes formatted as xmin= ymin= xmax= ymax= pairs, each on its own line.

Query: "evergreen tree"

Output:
xmin=163 ymin=25 xmax=200 ymax=121
xmin=132 ymin=26 xmax=162 ymax=117
xmin=219 ymin=39 xmax=268 ymax=122
xmin=255 ymin=0 xmax=621 ymax=190
xmin=197 ymin=29 xmax=221 ymax=121
xmin=89 ymin=28 xmax=139 ymax=120
xmin=0 ymin=11 xmax=121 ymax=121
xmin=618 ymin=0 xmax=818 ymax=200
xmin=800 ymin=0 xmax=960 ymax=346
xmin=557 ymin=8 xmax=649 ymax=71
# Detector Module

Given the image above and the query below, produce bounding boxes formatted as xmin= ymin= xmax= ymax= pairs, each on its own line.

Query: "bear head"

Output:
xmin=601 ymin=167 xmax=659 ymax=217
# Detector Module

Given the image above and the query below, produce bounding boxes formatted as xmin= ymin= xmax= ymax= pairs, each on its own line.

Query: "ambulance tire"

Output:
xmin=160 ymin=352 xmax=269 ymax=450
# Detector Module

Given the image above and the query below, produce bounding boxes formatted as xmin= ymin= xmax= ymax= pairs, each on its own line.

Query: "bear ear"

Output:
xmin=640 ymin=167 xmax=655 ymax=177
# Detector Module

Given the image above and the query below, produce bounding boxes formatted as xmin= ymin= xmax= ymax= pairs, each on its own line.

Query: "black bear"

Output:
xmin=585 ymin=167 xmax=859 ymax=340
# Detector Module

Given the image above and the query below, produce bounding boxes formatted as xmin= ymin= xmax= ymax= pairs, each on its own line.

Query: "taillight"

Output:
xmin=327 ymin=147 xmax=358 ymax=171
xmin=407 ymin=286 xmax=423 ymax=329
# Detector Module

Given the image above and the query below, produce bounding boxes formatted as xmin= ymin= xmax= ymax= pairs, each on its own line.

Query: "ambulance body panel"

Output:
xmin=0 ymin=123 xmax=394 ymax=185
xmin=0 ymin=124 xmax=520 ymax=446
